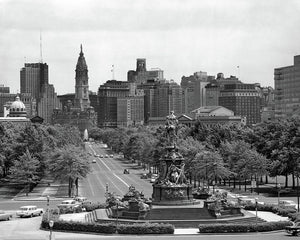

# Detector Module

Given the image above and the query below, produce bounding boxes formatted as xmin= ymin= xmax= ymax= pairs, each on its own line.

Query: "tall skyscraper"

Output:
xmin=20 ymin=63 xmax=48 ymax=99
xmin=20 ymin=61 xmax=61 ymax=123
xmin=74 ymin=44 xmax=90 ymax=111
xmin=274 ymin=55 xmax=300 ymax=119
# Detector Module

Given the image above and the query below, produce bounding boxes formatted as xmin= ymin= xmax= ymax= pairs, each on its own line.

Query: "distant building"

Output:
xmin=191 ymin=106 xmax=245 ymax=127
xmin=219 ymin=83 xmax=261 ymax=125
xmin=20 ymin=63 xmax=48 ymax=99
xmin=97 ymin=80 xmax=130 ymax=128
xmin=139 ymin=79 xmax=183 ymax=123
xmin=274 ymin=55 xmax=300 ymax=119
xmin=256 ymin=86 xmax=275 ymax=122
xmin=97 ymin=81 xmax=144 ymax=128
xmin=181 ymin=71 xmax=215 ymax=114
xmin=52 ymin=45 xmax=96 ymax=131
xmin=0 ymin=90 xmax=35 ymax=118
xmin=147 ymin=106 xmax=244 ymax=127
xmin=127 ymin=58 xmax=164 ymax=84
xmin=0 ymin=96 xmax=30 ymax=123
xmin=20 ymin=62 xmax=60 ymax=123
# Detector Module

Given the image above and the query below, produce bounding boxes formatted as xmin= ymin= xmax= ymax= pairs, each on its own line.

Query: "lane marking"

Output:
xmin=113 ymin=173 xmax=129 ymax=187
xmin=87 ymin=176 xmax=95 ymax=196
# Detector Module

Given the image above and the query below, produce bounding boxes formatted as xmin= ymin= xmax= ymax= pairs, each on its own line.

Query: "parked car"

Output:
xmin=150 ymin=174 xmax=158 ymax=183
xmin=140 ymin=173 xmax=147 ymax=179
xmin=0 ymin=210 xmax=13 ymax=221
xmin=57 ymin=200 xmax=81 ymax=211
xmin=279 ymin=200 xmax=297 ymax=209
xmin=237 ymin=196 xmax=256 ymax=205
xmin=286 ymin=221 xmax=300 ymax=236
xmin=100 ymin=155 xmax=104 ymax=158
xmin=92 ymin=159 xmax=97 ymax=163
xmin=16 ymin=205 xmax=43 ymax=218
xmin=73 ymin=196 xmax=90 ymax=205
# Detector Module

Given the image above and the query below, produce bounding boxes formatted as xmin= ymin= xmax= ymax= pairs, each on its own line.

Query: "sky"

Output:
xmin=1 ymin=0 xmax=300 ymax=95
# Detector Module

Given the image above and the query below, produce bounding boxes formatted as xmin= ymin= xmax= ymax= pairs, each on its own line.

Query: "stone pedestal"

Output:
xmin=152 ymin=184 xmax=197 ymax=205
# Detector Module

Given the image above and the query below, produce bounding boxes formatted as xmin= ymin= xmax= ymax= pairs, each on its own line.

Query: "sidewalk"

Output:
xmin=13 ymin=179 xmax=69 ymax=201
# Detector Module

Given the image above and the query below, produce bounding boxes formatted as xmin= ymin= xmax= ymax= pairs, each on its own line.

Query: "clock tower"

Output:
xmin=74 ymin=44 xmax=90 ymax=111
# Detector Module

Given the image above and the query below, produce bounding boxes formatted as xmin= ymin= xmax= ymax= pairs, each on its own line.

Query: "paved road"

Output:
xmin=81 ymin=142 xmax=153 ymax=202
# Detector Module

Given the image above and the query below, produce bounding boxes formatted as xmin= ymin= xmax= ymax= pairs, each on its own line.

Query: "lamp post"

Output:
xmin=47 ymin=195 xmax=50 ymax=221
xmin=255 ymin=197 xmax=258 ymax=228
xmin=49 ymin=220 xmax=54 ymax=240
xmin=277 ymin=183 xmax=281 ymax=206
xmin=116 ymin=202 xmax=119 ymax=233
xmin=297 ymin=176 xmax=299 ymax=212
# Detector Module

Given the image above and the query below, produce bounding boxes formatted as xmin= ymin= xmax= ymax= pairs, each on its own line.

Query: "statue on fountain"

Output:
xmin=152 ymin=111 xmax=193 ymax=205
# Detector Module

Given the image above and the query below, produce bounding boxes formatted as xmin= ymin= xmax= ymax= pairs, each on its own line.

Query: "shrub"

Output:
xmin=41 ymin=219 xmax=116 ymax=234
xmin=117 ymin=222 xmax=174 ymax=234
xmin=82 ymin=202 xmax=107 ymax=212
xmin=198 ymin=221 xmax=292 ymax=233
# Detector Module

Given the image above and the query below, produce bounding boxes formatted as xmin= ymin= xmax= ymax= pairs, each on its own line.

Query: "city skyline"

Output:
xmin=1 ymin=0 xmax=300 ymax=95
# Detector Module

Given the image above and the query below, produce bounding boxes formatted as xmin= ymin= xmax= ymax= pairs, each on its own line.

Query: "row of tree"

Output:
xmin=89 ymin=117 xmax=300 ymax=189
xmin=0 ymin=122 xmax=90 ymax=196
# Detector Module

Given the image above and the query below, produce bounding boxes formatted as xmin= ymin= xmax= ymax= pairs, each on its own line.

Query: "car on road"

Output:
xmin=16 ymin=205 xmax=43 ymax=218
xmin=105 ymin=154 xmax=109 ymax=158
xmin=57 ymin=200 xmax=81 ymax=211
xmin=73 ymin=196 xmax=90 ymax=205
xmin=100 ymin=155 xmax=104 ymax=158
xmin=0 ymin=210 xmax=13 ymax=221
xmin=286 ymin=221 xmax=300 ymax=236
xmin=150 ymin=174 xmax=158 ymax=183
xmin=237 ymin=196 xmax=256 ymax=205
xmin=92 ymin=159 xmax=97 ymax=163
xmin=140 ymin=173 xmax=147 ymax=179
xmin=110 ymin=154 xmax=114 ymax=158
xmin=123 ymin=169 xmax=130 ymax=174
xmin=279 ymin=200 xmax=297 ymax=209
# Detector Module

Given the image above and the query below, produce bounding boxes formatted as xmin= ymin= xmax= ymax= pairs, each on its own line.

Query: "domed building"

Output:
xmin=8 ymin=96 xmax=27 ymax=117
xmin=0 ymin=96 xmax=29 ymax=123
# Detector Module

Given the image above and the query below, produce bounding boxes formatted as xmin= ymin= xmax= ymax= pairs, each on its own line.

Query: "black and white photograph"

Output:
xmin=0 ymin=0 xmax=300 ymax=239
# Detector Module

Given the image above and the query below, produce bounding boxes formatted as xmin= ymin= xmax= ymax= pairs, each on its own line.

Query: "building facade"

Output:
xmin=20 ymin=63 xmax=48 ymax=99
xmin=74 ymin=44 xmax=90 ymax=111
xmin=274 ymin=55 xmax=300 ymax=119
xmin=219 ymin=83 xmax=261 ymax=125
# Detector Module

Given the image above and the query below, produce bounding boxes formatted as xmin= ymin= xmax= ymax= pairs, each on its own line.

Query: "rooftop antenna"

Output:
xmin=40 ymin=30 xmax=43 ymax=63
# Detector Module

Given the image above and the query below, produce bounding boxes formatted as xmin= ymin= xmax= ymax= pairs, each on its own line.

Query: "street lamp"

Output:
xmin=277 ymin=183 xmax=281 ymax=206
xmin=49 ymin=220 xmax=54 ymax=240
xmin=255 ymin=197 xmax=258 ymax=228
xmin=47 ymin=195 xmax=50 ymax=221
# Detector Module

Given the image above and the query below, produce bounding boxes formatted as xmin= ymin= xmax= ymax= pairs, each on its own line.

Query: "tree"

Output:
xmin=193 ymin=150 xmax=232 ymax=188
xmin=46 ymin=145 xmax=91 ymax=197
xmin=9 ymin=149 xmax=40 ymax=196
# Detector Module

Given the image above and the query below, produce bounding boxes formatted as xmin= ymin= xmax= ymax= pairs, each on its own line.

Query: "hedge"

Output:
xmin=243 ymin=203 xmax=297 ymax=218
xmin=81 ymin=202 xmax=107 ymax=212
xmin=199 ymin=221 xmax=292 ymax=233
xmin=41 ymin=217 xmax=174 ymax=234
xmin=117 ymin=223 xmax=174 ymax=234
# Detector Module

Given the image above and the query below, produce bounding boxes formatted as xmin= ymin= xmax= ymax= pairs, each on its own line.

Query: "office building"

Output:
xmin=274 ymin=55 xmax=300 ymax=119
xmin=20 ymin=63 xmax=48 ymax=99
xmin=219 ymin=83 xmax=261 ymax=125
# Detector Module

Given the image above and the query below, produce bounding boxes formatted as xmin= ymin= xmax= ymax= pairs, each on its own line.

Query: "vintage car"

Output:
xmin=286 ymin=221 xmax=300 ymax=236
xmin=0 ymin=210 xmax=13 ymax=221
xmin=57 ymin=200 xmax=81 ymax=211
xmin=16 ymin=205 xmax=43 ymax=218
